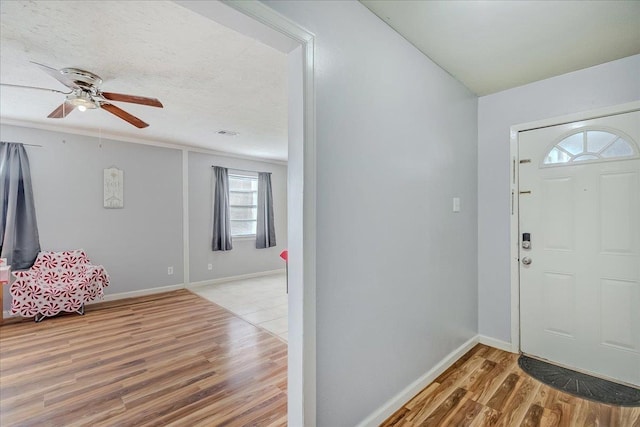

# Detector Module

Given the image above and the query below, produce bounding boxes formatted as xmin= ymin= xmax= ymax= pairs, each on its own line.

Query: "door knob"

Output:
xmin=522 ymin=257 xmax=532 ymax=265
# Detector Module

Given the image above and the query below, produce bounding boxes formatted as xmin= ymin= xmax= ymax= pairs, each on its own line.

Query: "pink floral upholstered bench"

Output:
xmin=10 ymin=250 xmax=110 ymax=322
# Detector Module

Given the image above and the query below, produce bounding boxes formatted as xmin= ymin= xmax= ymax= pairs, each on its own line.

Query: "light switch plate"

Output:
xmin=453 ymin=197 xmax=461 ymax=213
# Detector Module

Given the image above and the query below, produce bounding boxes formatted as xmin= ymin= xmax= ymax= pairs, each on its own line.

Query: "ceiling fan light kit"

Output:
xmin=1 ymin=62 xmax=163 ymax=128
xmin=67 ymin=92 xmax=98 ymax=111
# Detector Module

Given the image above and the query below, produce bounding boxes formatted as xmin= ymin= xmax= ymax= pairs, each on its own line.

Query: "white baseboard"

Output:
xmin=1 ymin=283 xmax=186 ymax=320
xmin=96 ymin=283 xmax=186 ymax=304
xmin=356 ymin=335 xmax=479 ymax=427
xmin=186 ymin=269 xmax=285 ymax=289
xmin=479 ymin=334 xmax=516 ymax=353
xmin=2 ymin=283 xmax=186 ymax=321
xmin=2 ymin=271 xmax=285 ymax=320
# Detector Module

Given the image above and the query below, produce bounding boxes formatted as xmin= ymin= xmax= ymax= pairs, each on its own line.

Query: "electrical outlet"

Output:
xmin=207 ymin=263 xmax=213 ymax=271
xmin=168 ymin=266 xmax=174 ymax=275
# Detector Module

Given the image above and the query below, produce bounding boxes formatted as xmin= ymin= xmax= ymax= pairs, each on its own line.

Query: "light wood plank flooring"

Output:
xmin=0 ymin=290 xmax=287 ymax=427
xmin=382 ymin=344 xmax=640 ymax=427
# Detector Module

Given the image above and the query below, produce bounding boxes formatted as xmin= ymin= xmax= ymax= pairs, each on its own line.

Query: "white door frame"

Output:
xmin=175 ymin=1 xmax=317 ymax=425
xmin=222 ymin=3 xmax=317 ymax=426
xmin=509 ymin=100 xmax=640 ymax=354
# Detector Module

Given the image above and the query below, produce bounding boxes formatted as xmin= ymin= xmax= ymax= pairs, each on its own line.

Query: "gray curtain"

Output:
xmin=212 ymin=166 xmax=232 ymax=251
xmin=256 ymin=172 xmax=276 ymax=249
xmin=0 ymin=142 xmax=41 ymax=269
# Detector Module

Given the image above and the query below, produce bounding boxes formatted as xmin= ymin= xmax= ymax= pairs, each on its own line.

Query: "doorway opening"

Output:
xmin=177 ymin=2 xmax=316 ymax=424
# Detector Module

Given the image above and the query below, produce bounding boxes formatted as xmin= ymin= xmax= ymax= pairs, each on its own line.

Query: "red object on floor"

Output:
xmin=279 ymin=250 xmax=288 ymax=261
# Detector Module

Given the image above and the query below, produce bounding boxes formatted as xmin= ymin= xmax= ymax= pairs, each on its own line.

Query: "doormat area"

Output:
xmin=518 ymin=355 xmax=640 ymax=406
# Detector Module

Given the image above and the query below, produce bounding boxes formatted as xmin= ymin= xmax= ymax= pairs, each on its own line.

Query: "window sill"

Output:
xmin=232 ymin=235 xmax=256 ymax=241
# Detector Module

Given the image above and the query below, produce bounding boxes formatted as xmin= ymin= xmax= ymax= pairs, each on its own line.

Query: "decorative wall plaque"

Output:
xmin=103 ymin=167 xmax=124 ymax=208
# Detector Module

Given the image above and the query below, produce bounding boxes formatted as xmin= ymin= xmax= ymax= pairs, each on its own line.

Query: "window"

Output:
xmin=543 ymin=129 xmax=638 ymax=166
xmin=228 ymin=174 xmax=258 ymax=236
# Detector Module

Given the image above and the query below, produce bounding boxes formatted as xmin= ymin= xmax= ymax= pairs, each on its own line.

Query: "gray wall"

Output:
xmin=0 ymin=124 xmax=183 ymax=309
xmin=188 ymin=151 xmax=287 ymax=283
xmin=266 ymin=2 xmax=479 ymax=426
xmin=1 ymin=124 xmax=287 ymax=311
xmin=478 ymin=54 xmax=640 ymax=343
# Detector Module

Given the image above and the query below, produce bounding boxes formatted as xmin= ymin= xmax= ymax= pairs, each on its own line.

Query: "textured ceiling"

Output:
xmin=0 ymin=1 xmax=288 ymax=161
xmin=361 ymin=0 xmax=640 ymax=96
xmin=4 ymin=1 xmax=638 ymax=160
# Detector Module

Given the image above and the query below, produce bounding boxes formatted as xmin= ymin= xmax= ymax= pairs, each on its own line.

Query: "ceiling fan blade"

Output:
xmin=101 ymin=102 xmax=149 ymax=128
xmin=30 ymin=61 xmax=81 ymax=90
xmin=1 ymin=83 xmax=71 ymax=94
xmin=47 ymin=102 xmax=76 ymax=118
xmin=100 ymin=91 xmax=163 ymax=108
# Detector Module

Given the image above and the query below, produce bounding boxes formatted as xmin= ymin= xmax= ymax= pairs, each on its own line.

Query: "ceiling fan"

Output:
xmin=1 ymin=62 xmax=163 ymax=128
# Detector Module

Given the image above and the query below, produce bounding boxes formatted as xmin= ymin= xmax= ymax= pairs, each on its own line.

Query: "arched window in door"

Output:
xmin=543 ymin=129 xmax=639 ymax=166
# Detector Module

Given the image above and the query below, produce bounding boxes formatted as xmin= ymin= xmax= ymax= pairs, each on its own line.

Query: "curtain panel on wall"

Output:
xmin=212 ymin=166 xmax=232 ymax=251
xmin=0 ymin=142 xmax=41 ymax=269
xmin=256 ymin=172 xmax=276 ymax=249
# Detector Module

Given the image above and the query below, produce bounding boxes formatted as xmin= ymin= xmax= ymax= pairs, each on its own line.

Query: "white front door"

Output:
xmin=519 ymin=110 xmax=640 ymax=386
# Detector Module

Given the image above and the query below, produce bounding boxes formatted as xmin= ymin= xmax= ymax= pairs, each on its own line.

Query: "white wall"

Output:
xmin=264 ymin=1 xmax=478 ymax=425
xmin=0 ymin=124 xmax=183 ymax=309
xmin=188 ymin=151 xmax=287 ymax=283
xmin=478 ymin=54 xmax=640 ymax=343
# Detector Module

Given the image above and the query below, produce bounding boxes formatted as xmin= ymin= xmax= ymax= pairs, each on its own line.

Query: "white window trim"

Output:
xmin=228 ymin=172 xmax=258 ymax=238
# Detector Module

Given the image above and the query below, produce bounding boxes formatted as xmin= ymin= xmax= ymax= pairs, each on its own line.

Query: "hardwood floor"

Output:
xmin=0 ymin=290 xmax=287 ymax=427
xmin=382 ymin=344 xmax=640 ymax=427
xmin=4 ymin=296 xmax=639 ymax=427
